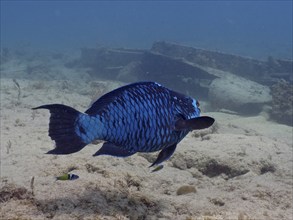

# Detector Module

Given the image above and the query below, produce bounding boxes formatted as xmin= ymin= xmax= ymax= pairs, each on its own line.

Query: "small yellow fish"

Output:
xmin=151 ymin=164 xmax=164 ymax=173
xmin=56 ymin=174 xmax=79 ymax=181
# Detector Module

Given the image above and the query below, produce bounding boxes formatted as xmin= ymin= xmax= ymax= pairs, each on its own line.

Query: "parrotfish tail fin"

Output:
xmin=32 ymin=104 xmax=88 ymax=154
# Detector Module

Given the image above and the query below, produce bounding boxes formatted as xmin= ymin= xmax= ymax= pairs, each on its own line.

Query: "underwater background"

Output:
xmin=1 ymin=1 xmax=293 ymax=220
xmin=1 ymin=1 xmax=292 ymax=59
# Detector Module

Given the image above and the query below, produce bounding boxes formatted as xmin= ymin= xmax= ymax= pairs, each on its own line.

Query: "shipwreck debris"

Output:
xmin=68 ymin=41 xmax=292 ymax=116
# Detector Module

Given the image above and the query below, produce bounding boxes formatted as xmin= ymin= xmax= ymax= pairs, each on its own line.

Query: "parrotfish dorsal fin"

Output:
xmin=175 ymin=116 xmax=215 ymax=131
xmin=150 ymin=144 xmax=177 ymax=167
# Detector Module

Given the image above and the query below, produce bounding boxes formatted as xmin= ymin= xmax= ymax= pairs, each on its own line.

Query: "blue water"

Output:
xmin=1 ymin=1 xmax=292 ymax=59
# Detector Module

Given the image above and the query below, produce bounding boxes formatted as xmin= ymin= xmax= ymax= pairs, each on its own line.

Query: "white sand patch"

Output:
xmin=1 ymin=76 xmax=292 ymax=220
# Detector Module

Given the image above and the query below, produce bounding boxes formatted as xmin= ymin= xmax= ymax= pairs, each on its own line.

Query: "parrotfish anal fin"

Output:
xmin=93 ymin=142 xmax=135 ymax=157
xmin=150 ymin=144 xmax=177 ymax=167
xmin=175 ymin=116 xmax=215 ymax=131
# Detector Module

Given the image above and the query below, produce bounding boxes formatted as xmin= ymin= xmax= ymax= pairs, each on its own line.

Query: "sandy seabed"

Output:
xmin=0 ymin=74 xmax=292 ymax=220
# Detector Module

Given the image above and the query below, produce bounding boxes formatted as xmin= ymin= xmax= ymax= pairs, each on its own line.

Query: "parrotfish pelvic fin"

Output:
xmin=175 ymin=116 xmax=215 ymax=131
xmin=93 ymin=142 xmax=136 ymax=157
xmin=150 ymin=144 xmax=177 ymax=167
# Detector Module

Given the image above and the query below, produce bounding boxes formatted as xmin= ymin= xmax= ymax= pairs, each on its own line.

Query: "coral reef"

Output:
xmin=270 ymin=80 xmax=293 ymax=126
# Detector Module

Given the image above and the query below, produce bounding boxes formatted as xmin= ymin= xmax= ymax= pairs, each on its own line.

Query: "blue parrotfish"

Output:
xmin=33 ymin=82 xmax=214 ymax=167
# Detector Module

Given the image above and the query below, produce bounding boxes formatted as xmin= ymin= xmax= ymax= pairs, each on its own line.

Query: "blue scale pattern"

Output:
xmin=75 ymin=82 xmax=201 ymax=154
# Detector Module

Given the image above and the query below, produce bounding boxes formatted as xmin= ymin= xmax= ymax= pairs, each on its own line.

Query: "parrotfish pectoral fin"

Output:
xmin=93 ymin=142 xmax=135 ymax=157
xmin=150 ymin=144 xmax=177 ymax=167
xmin=175 ymin=116 xmax=215 ymax=131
